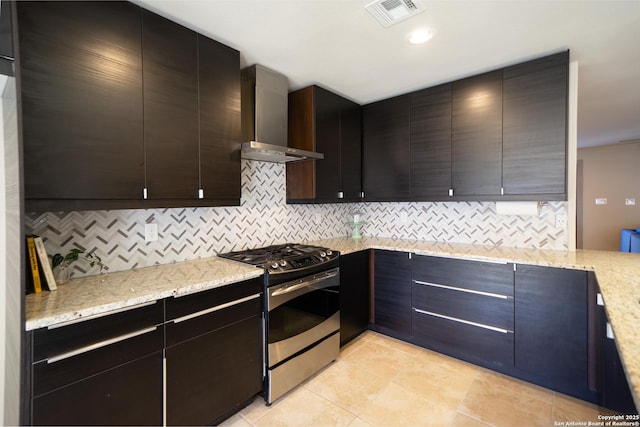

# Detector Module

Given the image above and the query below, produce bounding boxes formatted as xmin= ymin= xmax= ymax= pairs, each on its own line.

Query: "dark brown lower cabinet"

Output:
xmin=371 ymin=250 xmax=412 ymax=339
xmin=411 ymin=255 xmax=514 ymax=369
xmin=165 ymin=316 xmax=262 ymax=425
xmin=165 ymin=278 xmax=263 ymax=425
xmin=339 ymin=250 xmax=370 ymax=346
xmin=30 ymin=302 xmax=165 ymax=426
xmin=32 ymin=352 xmax=163 ymax=426
xmin=514 ymin=265 xmax=597 ymax=402
xmin=596 ymin=284 xmax=638 ymax=414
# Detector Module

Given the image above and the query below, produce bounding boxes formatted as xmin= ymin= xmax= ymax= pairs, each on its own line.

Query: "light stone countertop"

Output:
xmin=25 ymin=256 xmax=263 ymax=331
xmin=310 ymin=236 xmax=640 ymax=410
xmin=25 ymin=236 xmax=640 ymax=409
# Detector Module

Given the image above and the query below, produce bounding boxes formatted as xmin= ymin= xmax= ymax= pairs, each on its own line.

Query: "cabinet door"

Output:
xmin=199 ymin=35 xmax=242 ymax=202
xmin=18 ymin=1 xmax=144 ymax=201
xmin=373 ymin=250 xmax=411 ymax=338
xmin=339 ymin=250 xmax=370 ymax=346
xmin=515 ymin=265 xmax=590 ymax=399
xmin=451 ymin=71 xmax=503 ymax=197
xmin=503 ymin=51 xmax=568 ymax=198
xmin=142 ymin=11 xmax=199 ymax=200
xmin=314 ymin=86 xmax=342 ymax=200
xmin=363 ymin=95 xmax=410 ymax=200
xmin=32 ymin=352 xmax=162 ymax=426
xmin=166 ymin=315 xmax=262 ymax=426
xmin=410 ymin=83 xmax=452 ymax=199
xmin=339 ymin=97 xmax=363 ymax=201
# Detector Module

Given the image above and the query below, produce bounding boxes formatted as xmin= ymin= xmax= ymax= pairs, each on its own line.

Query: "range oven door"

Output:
xmin=267 ymin=267 xmax=340 ymax=368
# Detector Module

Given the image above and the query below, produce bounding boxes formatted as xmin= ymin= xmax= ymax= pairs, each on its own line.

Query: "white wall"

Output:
xmin=1 ymin=75 xmax=22 ymax=426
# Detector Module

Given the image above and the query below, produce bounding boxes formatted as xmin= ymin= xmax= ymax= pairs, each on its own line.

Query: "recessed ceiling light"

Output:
xmin=408 ymin=29 xmax=434 ymax=45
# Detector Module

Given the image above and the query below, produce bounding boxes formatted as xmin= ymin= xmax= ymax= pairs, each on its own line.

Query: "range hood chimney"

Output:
xmin=240 ymin=64 xmax=323 ymax=163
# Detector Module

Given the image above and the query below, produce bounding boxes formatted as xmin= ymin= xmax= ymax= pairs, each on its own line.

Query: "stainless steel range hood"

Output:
xmin=240 ymin=64 xmax=323 ymax=163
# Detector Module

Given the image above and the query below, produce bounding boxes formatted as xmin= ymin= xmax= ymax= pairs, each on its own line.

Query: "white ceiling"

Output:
xmin=136 ymin=0 xmax=640 ymax=148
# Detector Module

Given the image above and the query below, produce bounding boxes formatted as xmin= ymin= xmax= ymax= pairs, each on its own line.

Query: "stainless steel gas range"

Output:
xmin=218 ymin=243 xmax=340 ymax=404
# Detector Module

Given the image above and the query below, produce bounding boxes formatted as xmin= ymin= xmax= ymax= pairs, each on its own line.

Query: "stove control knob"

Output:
xmin=270 ymin=262 xmax=279 ymax=269
xmin=320 ymin=251 xmax=326 ymax=258
xmin=279 ymin=260 xmax=287 ymax=267
xmin=326 ymin=250 xmax=333 ymax=256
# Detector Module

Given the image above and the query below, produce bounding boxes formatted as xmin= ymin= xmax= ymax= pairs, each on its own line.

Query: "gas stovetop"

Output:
xmin=217 ymin=243 xmax=339 ymax=274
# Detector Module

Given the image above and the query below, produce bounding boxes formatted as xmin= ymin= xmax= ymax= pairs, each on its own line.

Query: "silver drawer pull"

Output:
xmin=413 ymin=280 xmax=510 ymax=300
xmin=413 ymin=308 xmax=512 ymax=334
xmin=172 ymin=293 xmax=261 ymax=324
xmin=47 ymin=326 xmax=158 ymax=364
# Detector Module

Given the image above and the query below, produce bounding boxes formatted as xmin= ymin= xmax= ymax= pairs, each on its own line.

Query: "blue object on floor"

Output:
xmin=620 ymin=228 xmax=640 ymax=252
xmin=631 ymin=233 xmax=640 ymax=253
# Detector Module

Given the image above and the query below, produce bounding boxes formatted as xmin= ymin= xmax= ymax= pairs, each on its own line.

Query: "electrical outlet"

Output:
xmin=400 ymin=211 xmax=408 ymax=223
xmin=145 ymin=223 xmax=158 ymax=242
xmin=595 ymin=198 xmax=608 ymax=205
xmin=314 ymin=213 xmax=322 ymax=224
xmin=555 ymin=214 xmax=568 ymax=228
xmin=625 ymin=198 xmax=636 ymax=206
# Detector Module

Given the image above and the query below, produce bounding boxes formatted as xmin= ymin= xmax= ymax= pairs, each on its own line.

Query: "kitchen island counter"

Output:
xmin=311 ymin=236 xmax=640 ymax=410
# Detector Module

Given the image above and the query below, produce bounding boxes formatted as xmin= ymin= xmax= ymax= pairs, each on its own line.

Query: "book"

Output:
xmin=26 ymin=236 xmax=42 ymax=294
xmin=33 ymin=236 xmax=57 ymax=291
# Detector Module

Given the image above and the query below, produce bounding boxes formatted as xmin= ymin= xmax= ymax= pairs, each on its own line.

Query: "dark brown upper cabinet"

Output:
xmin=198 ymin=36 xmax=241 ymax=202
xmin=451 ymin=70 xmax=504 ymax=198
xmin=286 ymin=85 xmax=362 ymax=203
xmin=410 ymin=83 xmax=452 ymax=199
xmin=362 ymin=94 xmax=411 ymax=201
xmin=502 ymin=51 xmax=568 ymax=199
xmin=142 ymin=11 xmax=199 ymax=200
xmin=19 ymin=1 xmax=241 ymax=212
xmin=360 ymin=51 xmax=568 ymax=202
xmin=19 ymin=1 xmax=145 ymax=208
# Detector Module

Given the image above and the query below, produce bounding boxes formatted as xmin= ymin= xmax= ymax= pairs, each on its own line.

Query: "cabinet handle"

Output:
xmin=413 ymin=280 xmax=511 ymax=300
xmin=198 ymin=188 xmax=204 ymax=199
xmin=47 ymin=326 xmax=158 ymax=364
xmin=448 ymin=188 xmax=454 ymax=196
xmin=337 ymin=191 xmax=344 ymax=199
xmin=413 ymin=308 xmax=512 ymax=334
xmin=171 ymin=293 xmax=261 ymax=324
xmin=143 ymin=187 xmax=148 ymax=199
xmin=606 ymin=322 xmax=615 ymax=340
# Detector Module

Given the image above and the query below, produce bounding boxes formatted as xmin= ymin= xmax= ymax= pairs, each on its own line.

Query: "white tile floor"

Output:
xmin=221 ymin=331 xmax=616 ymax=427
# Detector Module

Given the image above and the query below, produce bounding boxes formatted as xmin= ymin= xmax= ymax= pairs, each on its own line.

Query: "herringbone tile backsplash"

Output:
xmin=26 ymin=161 xmax=568 ymax=278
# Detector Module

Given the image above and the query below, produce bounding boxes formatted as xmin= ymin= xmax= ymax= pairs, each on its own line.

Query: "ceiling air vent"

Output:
xmin=365 ymin=0 xmax=425 ymax=28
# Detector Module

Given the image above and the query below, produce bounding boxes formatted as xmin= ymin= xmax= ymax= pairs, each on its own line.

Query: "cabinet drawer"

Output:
xmin=412 ymin=309 xmax=514 ymax=368
xmin=412 ymin=281 xmax=513 ymax=330
xmin=33 ymin=327 xmax=163 ymax=397
xmin=33 ymin=300 xmax=164 ymax=362
xmin=166 ymin=277 xmax=262 ymax=320
xmin=165 ymin=277 xmax=263 ymax=346
xmin=166 ymin=295 xmax=262 ymax=347
xmin=412 ymin=255 xmax=513 ymax=297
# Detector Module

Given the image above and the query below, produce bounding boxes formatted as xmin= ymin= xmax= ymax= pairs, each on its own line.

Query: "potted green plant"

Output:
xmin=51 ymin=249 xmax=105 ymax=284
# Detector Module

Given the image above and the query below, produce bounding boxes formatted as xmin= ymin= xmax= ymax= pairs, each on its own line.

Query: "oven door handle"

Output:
xmin=271 ymin=270 xmax=339 ymax=297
